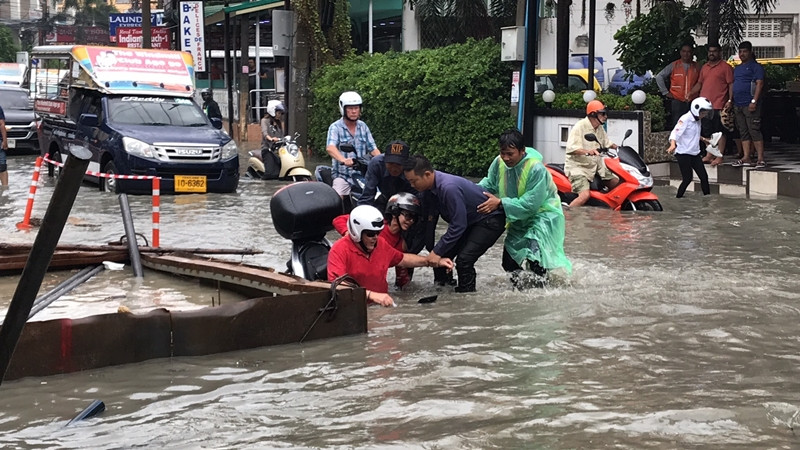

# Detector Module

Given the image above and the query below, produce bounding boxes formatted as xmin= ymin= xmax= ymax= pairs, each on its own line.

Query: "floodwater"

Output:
xmin=2 ymin=153 xmax=800 ymax=448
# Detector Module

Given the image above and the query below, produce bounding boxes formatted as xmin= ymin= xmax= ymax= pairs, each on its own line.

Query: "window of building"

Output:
xmin=744 ymin=17 xmax=793 ymax=39
xmin=754 ymin=46 xmax=786 ymax=59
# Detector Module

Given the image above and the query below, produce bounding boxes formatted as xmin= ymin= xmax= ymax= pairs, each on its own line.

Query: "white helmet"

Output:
xmin=347 ymin=205 xmax=384 ymax=243
xmin=690 ymin=97 xmax=713 ymax=118
xmin=266 ymin=100 xmax=285 ymax=117
xmin=338 ymin=91 xmax=363 ymax=116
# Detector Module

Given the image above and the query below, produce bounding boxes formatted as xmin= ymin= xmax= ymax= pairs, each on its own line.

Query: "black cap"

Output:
xmin=384 ymin=140 xmax=410 ymax=165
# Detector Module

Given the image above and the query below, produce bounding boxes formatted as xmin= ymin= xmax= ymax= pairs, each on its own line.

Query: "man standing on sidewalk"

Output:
xmin=656 ymin=43 xmax=701 ymax=129
xmin=730 ymin=41 xmax=766 ymax=169
xmin=689 ymin=41 xmax=734 ymax=166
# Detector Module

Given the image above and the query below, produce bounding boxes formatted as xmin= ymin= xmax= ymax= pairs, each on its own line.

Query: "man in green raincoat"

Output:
xmin=477 ymin=128 xmax=572 ymax=287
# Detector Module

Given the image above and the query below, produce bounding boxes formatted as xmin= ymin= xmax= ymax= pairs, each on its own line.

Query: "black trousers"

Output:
xmin=502 ymin=247 xmax=548 ymax=289
xmin=434 ymin=214 xmax=506 ymax=291
xmin=675 ymin=153 xmax=710 ymax=198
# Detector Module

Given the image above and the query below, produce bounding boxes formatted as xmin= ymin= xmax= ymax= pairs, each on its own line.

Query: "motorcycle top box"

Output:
xmin=270 ymin=181 xmax=342 ymax=240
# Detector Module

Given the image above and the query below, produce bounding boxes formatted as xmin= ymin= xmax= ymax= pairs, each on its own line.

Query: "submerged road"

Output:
xmin=1 ymin=153 xmax=800 ymax=448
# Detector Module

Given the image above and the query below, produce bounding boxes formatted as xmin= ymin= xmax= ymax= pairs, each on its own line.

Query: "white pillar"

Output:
xmin=401 ymin=2 xmax=419 ymax=51
xmin=368 ymin=0 xmax=374 ymax=54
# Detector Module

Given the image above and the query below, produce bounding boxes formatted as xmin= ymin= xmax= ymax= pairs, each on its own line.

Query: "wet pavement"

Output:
xmin=1 ymin=151 xmax=800 ymax=448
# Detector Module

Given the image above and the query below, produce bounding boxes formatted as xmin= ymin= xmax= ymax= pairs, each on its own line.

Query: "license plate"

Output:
xmin=7 ymin=139 xmax=15 ymax=148
xmin=174 ymin=175 xmax=207 ymax=193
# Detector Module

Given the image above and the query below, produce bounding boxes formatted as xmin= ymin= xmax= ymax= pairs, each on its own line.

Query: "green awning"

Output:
xmin=204 ymin=0 xmax=285 ymax=26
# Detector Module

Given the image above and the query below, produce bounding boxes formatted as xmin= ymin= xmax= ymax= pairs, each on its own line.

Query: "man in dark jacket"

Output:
xmin=200 ymin=88 xmax=222 ymax=121
xmin=403 ymin=154 xmax=506 ymax=293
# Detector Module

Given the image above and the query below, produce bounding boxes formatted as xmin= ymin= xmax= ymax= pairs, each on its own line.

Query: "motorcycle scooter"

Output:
xmin=247 ymin=133 xmax=313 ymax=181
xmin=270 ymin=181 xmax=343 ymax=281
xmin=546 ymin=129 xmax=663 ymax=211
xmin=314 ymin=143 xmax=377 ymax=211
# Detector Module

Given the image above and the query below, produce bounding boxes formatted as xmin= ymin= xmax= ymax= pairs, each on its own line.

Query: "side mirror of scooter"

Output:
xmin=620 ymin=129 xmax=633 ymax=147
xmin=584 ymin=133 xmax=598 ymax=143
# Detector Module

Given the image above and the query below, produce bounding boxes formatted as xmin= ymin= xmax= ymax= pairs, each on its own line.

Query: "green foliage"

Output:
xmin=534 ymin=91 xmax=666 ymax=132
xmin=309 ymin=39 xmax=515 ymax=176
xmin=295 ymin=0 xmax=353 ymax=68
xmin=613 ymin=2 xmax=705 ymax=76
xmin=0 ymin=25 xmax=19 ymax=62
xmin=762 ymin=62 xmax=800 ymax=91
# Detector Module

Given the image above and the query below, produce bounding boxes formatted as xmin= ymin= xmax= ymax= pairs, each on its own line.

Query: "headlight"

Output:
xmin=286 ymin=143 xmax=299 ymax=157
xmin=620 ymin=163 xmax=653 ymax=189
xmin=221 ymin=139 xmax=238 ymax=159
xmin=122 ymin=137 xmax=155 ymax=158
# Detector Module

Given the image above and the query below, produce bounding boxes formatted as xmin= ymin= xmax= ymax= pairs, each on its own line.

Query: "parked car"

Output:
xmin=0 ymin=85 xmax=39 ymax=155
xmin=533 ymin=69 xmax=603 ymax=93
xmin=607 ymin=69 xmax=653 ymax=95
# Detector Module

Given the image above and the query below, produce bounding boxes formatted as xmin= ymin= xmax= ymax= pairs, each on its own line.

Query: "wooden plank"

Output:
xmin=141 ymin=253 xmax=331 ymax=296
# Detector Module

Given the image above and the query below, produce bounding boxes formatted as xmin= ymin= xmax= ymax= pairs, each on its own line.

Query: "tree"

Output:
xmin=408 ymin=0 xmax=516 ymax=48
xmin=701 ymin=0 xmax=777 ymax=55
xmin=0 ymin=26 xmax=19 ymax=62
xmin=613 ymin=1 xmax=705 ymax=76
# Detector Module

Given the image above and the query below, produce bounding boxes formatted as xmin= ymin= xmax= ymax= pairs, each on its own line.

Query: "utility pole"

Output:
xmin=39 ymin=0 xmax=48 ymax=45
xmin=142 ymin=0 xmax=152 ymax=48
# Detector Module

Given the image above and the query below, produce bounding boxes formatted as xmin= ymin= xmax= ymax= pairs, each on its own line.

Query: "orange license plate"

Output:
xmin=174 ymin=175 xmax=207 ymax=193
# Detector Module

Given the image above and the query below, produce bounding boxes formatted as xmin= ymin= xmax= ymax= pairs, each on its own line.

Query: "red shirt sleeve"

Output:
xmin=327 ymin=240 xmax=348 ymax=281
xmin=332 ymin=214 xmax=349 ymax=236
xmin=389 ymin=246 xmax=404 ymax=267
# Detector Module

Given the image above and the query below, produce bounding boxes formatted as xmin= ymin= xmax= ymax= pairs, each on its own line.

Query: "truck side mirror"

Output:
xmin=210 ymin=117 xmax=223 ymax=130
xmin=79 ymin=113 xmax=98 ymax=127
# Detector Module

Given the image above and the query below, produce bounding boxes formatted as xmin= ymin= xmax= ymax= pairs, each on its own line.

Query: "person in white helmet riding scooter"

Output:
xmin=261 ymin=100 xmax=285 ymax=147
xmin=325 ymin=91 xmax=381 ymax=209
xmin=667 ymin=97 xmax=714 ymax=198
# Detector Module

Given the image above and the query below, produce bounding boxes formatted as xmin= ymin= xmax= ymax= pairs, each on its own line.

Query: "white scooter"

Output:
xmin=247 ymin=133 xmax=313 ymax=181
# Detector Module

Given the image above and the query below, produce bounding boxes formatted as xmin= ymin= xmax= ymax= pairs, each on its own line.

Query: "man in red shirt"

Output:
xmin=689 ymin=41 xmax=734 ymax=166
xmin=328 ymin=205 xmax=453 ymax=307
xmin=332 ymin=192 xmax=422 ymax=288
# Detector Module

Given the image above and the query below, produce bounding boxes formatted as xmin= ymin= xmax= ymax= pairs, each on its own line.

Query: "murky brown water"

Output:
xmin=2 ymin=153 xmax=800 ymax=448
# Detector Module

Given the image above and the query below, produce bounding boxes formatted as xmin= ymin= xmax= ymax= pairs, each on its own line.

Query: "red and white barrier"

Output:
xmin=24 ymin=154 xmax=162 ymax=247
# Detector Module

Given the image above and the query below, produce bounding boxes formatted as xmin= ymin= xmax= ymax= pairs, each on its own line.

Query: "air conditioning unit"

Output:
xmin=575 ymin=34 xmax=588 ymax=50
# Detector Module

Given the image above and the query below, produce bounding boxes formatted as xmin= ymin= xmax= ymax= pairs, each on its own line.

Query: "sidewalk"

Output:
xmin=664 ymin=142 xmax=800 ymax=198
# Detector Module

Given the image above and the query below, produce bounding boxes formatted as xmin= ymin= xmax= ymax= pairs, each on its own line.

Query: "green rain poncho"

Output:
xmin=478 ymin=148 xmax=572 ymax=273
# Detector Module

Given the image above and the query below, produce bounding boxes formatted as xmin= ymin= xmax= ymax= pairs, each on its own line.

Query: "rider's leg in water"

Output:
xmin=568 ymin=175 xmax=591 ymax=208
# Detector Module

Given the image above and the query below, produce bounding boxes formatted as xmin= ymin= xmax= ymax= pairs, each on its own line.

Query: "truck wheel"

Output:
xmin=101 ymin=161 xmax=118 ymax=193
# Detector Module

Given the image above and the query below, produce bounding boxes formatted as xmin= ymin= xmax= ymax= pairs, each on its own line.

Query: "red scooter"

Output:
xmin=546 ymin=129 xmax=663 ymax=211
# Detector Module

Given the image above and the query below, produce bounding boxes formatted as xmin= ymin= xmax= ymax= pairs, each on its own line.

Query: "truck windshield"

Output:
xmin=107 ymin=96 xmax=209 ymax=127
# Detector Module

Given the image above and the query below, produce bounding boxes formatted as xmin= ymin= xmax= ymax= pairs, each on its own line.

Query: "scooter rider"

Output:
xmin=564 ymin=100 xmax=620 ymax=208
xmin=327 ymin=205 xmax=454 ymax=307
xmin=332 ymin=192 xmax=423 ymax=288
xmin=326 ymin=91 xmax=381 ymax=204
xmin=261 ymin=100 xmax=285 ymax=147
xmin=200 ymin=88 xmax=222 ymax=121
xmin=260 ymin=100 xmax=285 ymax=167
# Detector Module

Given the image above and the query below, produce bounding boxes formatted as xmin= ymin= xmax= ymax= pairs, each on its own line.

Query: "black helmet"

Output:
xmin=385 ymin=192 xmax=420 ymax=216
xmin=200 ymin=88 xmax=211 ymax=100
